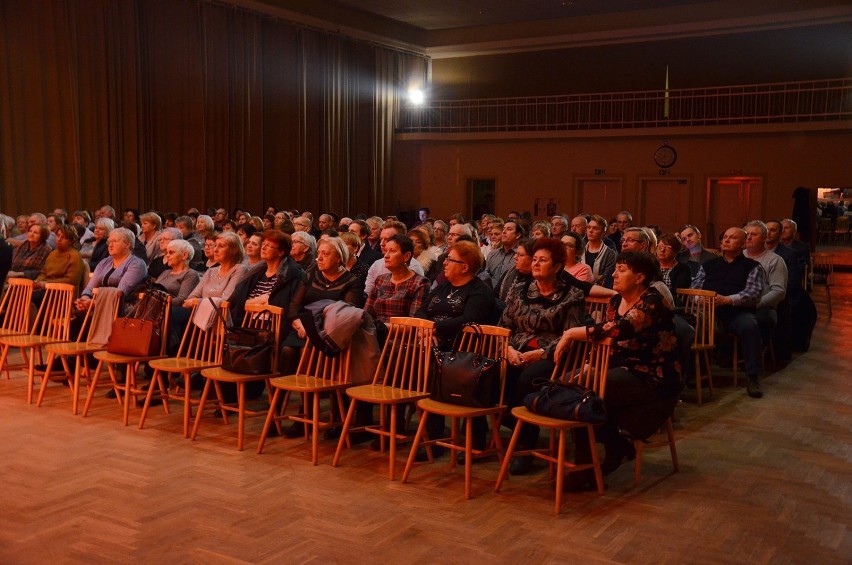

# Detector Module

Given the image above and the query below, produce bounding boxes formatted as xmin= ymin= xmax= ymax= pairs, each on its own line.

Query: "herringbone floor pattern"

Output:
xmin=0 ymin=276 xmax=849 ymax=563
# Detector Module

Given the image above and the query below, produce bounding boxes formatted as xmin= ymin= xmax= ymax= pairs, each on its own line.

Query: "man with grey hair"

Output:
xmin=97 ymin=205 xmax=116 ymax=220
xmin=744 ymin=220 xmax=787 ymax=360
xmin=550 ymin=215 xmax=568 ymax=238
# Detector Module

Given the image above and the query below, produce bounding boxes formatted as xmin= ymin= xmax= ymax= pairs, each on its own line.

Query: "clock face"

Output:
xmin=655 ymin=144 xmax=677 ymax=168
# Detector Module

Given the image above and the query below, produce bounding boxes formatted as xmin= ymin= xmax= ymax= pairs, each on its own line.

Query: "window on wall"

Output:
xmin=467 ymin=178 xmax=496 ymax=222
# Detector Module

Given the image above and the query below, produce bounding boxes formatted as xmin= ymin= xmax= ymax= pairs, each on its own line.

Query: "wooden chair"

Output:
xmin=816 ymin=218 xmax=833 ymax=244
xmin=36 ymin=289 xmax=121 ymax=414
xmin=0 ymin=278 xmax=34 ymax=340
xmin=494 ymin=337 xmax=612 ymax=514
xmin=833 ymin=215 xmax=849 ymax=243
xmin=676 ymin=289 xmax=716 ymax=404
xmin=632 ymin=416 xmax=679 ymax=487
xmin=82 ymin=295 xmax=172 ymax=425
xmin=138 ymin=301 xmax=228 ymax=438
xmin=256 ymin=341 xmax=352 ymax=463
xmin=811 ymin=252 xmax=834 ymax=318
xmin=0 ymin=283 xmax=75 ymax=404
xmin=584 ymin=296 xmax=609 ymax=324
xmin=332 ymin=317 xmax=434 ymax=480
xmin=190 ymin=304 xmax=284 ymax=450
xmin=401 ymin=325 xmax=510 ymax=499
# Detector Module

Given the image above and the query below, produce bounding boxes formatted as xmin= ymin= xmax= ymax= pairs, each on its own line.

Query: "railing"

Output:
xmin=398 ymin=78 xmax=852 ymax=133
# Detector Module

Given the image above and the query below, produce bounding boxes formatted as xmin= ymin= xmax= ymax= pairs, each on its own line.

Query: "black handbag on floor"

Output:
xmin=210 ymin=299 xmax=274 ymax=375
xmin=430 ymin=324 xmax=499 ymax=408
xmin=524 ymin=380 xmax=608 ymax=424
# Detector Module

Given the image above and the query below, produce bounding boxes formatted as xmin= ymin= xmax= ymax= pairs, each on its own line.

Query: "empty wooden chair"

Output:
xmin=82 ymin=294 xmax=172 ymax=424
xmin=811 ymin=252 xmax=834 ymax=318
xmin=676 ymin=289 xmax=716 ymax=404
xmin=494 ymin=337 xmax=611 ymax=514
xmin=256 ymin=341 xmax=352 ymax=463
xmin=401 ymin=325 xmax=510 ymax=499
xmin=191 ymin=304 xmax=284 ymax=450
xmin=36 ymin=289 xmax=121 ymax=414
xmin=833 ymin=215 xmax=849 ymax=243
xmin=138 ymin=301 xmax=227 ymax=438
xmin=333 ymin=317 xmax=434 ymax=480
xmin=0 ymin=278 xmax=34 ymax=340
xmin=632 ymin=416 xmax=679 ymax=486
xmin=0 ymin=283 xmax=75 ymax=404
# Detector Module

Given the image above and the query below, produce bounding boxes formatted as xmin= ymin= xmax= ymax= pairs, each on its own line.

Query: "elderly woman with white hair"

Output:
xmin=147 ymin=227 xmax=183 ymax=280
xmin=194 ymin=214 xmax=216 ymax=244
xmin=155 ymin=239 xmax=200 ymax=308
xmin=290 ymin=231 xmax=317 ymax=273
xmin=76 ymin=227 xmax=148 ymax=312
xmin=87 ymin=217 xmax=115 ymax=269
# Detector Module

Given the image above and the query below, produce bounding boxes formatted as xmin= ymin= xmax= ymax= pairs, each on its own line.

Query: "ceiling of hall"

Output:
xmin=241 ymin=0 xmax=852 ymax=56
xmin=328 ymin=0 xmax=707 ymax=30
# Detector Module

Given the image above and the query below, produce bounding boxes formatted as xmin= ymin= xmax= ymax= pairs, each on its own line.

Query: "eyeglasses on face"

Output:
xmin=445 ymin=257 xmax=465 ymax=264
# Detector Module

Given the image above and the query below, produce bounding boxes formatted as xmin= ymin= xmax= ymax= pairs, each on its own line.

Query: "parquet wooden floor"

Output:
xmin=1 ymin=276 xmax=850 ymax=564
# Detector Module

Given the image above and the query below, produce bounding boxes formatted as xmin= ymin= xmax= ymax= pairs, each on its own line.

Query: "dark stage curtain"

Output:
xmin=0 ymin=0 xmax=428 ymax=217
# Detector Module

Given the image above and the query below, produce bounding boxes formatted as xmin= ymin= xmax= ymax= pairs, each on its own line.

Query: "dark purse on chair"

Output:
xmin=523 ymin=380 xmax=608 ymax=424
xmin=430 ymin=323 xmax=499 ymax=408
xmin=210 ymin=299 xmax=274 ymax=375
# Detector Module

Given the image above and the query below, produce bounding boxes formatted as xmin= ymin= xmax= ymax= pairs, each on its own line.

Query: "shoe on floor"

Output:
xmin=509 ymin=455 xmax=535 ymax=476
xmin=414 ymin=446 xmax=445 ymax=462
xmin=562 ymin=470 xmax=600 ymax=492
xmin=283 ymin=422 xmax=305 ymax=438
xmin=747 ymin=379 xmax=763 ymax=399
xmin=105 ymin=389 xmax=117 ymax=399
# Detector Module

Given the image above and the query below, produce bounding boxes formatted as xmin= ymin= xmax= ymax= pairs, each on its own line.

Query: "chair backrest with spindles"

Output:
xmin=584 ymin=296 xmax=610 ymax=324
xmin=32 ymin=283 xmax=76 ymax=341
xmin=241 ymin=303 xmax=284 ymax=372
xmin=455 ymin=324 xmax=511 ymax=406
xmin=551 ymin=337 xmax=613 ymax=398
xmin=371 ymin=317 xmax=435 ymax=392
xmin=677 ymin=288 xmax=717 ymax=349
xmin=295 ymin=341 xmax=352 ymax=384
xmin=178 ymin=301 xmax=229 ymax=363
xmin=0 ymin=278 xmax=34 ymax=334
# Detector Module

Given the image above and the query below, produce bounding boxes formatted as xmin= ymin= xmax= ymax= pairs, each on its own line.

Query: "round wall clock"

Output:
xmin=654 ymin=144 xmax=677 ymax=168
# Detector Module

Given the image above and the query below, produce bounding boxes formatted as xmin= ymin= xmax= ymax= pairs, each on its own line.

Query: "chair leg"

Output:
xmin=693 ymin=349 xmax=702 ymax=406
xmin=311 ymin=391 xmax=320 ymax=464
xmin=494 ymin=420 xmax=524 ymax=493
xmin=389 ymin=403 xmax=398 ymax=480
xmin=35 ymin=351 xmax=55 ymax=407
xmin=122 ymin=363 xmax=136 ymax=427
xmin=666 ymin=418 xmax=679 ymax=473
xmin=555 ymin=428 xmax=567 ymax=513
xmin=332 ymin=400 xmax=358 ymax=467
xmin=26 ymin=347 xmax=38 ymax=404
xmin=190 ymin=377 xmax=213 ymax=440
xmin=464 ymin=416 xmax=474 ymax=500
xmin=401 ymin=411 xmax=429 ymax=483
xmin=257 ymin=388 xmax=282 ymax=454
xmin=237 ymin=381 xmax=246 ymax=451
xmin=633 ymin=440 xmax=644 ymax=487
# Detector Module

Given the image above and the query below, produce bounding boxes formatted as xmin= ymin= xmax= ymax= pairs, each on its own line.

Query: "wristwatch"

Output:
xmin=540 ymin=348 xmax=548 ymax=361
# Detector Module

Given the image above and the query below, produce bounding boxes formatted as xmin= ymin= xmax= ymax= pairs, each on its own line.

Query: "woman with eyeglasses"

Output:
xmin=430 ymin=220 xmax=449 ymax=255
xmin=147 ymin=227 xmax=183 ymax=280
xmin=561 ymin=231 xmax=593 ymax=283
xmin=499 ymin=237 xmax=586 ymax=475
xmin=413 ymin=239 xmax=496 ymax=460
xmin=154 ymin=239 xmax=200 ymax=308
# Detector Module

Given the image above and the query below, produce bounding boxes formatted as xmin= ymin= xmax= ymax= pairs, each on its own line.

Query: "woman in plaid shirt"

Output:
xmin=364 ymin=234 xmax=429 ymax=329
